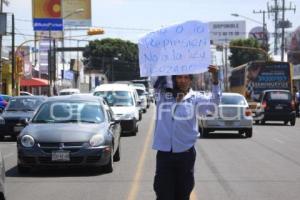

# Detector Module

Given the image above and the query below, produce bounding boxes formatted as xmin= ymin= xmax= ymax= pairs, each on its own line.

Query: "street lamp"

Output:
xmin=231 ymin=13 xmax=268 ymax=50
xmin=61 ymin=8 xmax=85 ymax=80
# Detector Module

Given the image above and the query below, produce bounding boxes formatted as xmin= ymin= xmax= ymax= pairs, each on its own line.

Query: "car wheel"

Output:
xmin=113 ymin=143 xmax=120 ymax=162
xmin=245 ymin=128 xmax=253 ymax=138
xmin=102 ymin=153 xmax=113 ymax=173
xmin=290 ymin=117 xmax=296 ymax=126
xmin=284 ymin=121 xmax=288 ymax=125
xmin=17 ymin=164 xmax=31 ymax=174
xmin=238 ymin=130 xmax=244 ymax=135
xmin=0 ymin=192 xmax=5 ymax=200
xmin=201 ymin=127 xmax=209 ymax=138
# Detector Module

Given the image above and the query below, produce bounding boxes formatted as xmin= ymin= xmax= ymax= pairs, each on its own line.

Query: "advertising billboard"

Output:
xmin=32 ymin=0 xmax=63 ymax=31
xmin=62 ymin=0 xmax=91 ymax=27
xmin=209 ymin=20 xmax=246 ymax=45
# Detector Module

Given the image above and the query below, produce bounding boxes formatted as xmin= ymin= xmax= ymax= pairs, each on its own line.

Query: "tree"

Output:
xmin=229 ymin=38 xmax=269 ymax=68
xmin=82 ymin=38 xmax=139 ymax=81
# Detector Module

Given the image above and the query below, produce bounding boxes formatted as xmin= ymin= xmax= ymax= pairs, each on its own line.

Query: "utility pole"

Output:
xmin=0 ymin=0 xmax=3 ymax=93
xmin=253 ymin=10 xmax=267 ymax=50
xmin=267 ymin=0 xmax=296 ymax=59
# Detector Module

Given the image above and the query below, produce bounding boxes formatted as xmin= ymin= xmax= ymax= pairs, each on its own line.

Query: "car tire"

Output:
xmin=102 ymin=153 xmax=113 ymax=173
xmin=238 ymin=130 xmax=244 ymax=135
xmin=284 ymin=121 xmax=288 ymax=125
xmin=290 ymin=117 xmax=296 ymax=126
xmin=201 ymin=127 xmax=209 ymax=138
xmin=17 ymin=164 xmax=31 ymax=174
xmin=113 ymin=143 xmax=121 ymax=162
xmin=245 ymin=128 xmax=253 ymax=138
xmin=255 ymin=120 xmax=259 ymax=125
xmin=0 ymin=192 xmax=5 ymax=200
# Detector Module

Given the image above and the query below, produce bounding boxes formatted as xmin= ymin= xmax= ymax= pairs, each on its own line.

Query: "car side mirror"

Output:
xmin=137 ymin=100 xmax=142 ymax=106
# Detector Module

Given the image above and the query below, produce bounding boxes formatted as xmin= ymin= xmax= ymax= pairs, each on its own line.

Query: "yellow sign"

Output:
xmin=32 ymin=0 xmax=62 ymax=18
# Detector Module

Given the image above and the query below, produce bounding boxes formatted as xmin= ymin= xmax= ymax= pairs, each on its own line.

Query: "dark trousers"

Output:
xmin=154 ymin=147 xmax=196 ymax=200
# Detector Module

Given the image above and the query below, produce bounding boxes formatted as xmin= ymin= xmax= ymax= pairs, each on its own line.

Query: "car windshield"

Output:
xmin=32 ymin=101 xmax=105 ymax=124
xmin=221 ymin=95 xmax=247 ymax=105
xmin=6 ymin=98 xmax=44 ymax=111
xmin=266 ymin=91 xmax=291 ymax=101
xmin=94 ymin=91 xmax=134 ymax=106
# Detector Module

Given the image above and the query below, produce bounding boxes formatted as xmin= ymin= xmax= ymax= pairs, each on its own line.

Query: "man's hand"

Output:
xmin=208 ymin=65 xmax=219 ymax=85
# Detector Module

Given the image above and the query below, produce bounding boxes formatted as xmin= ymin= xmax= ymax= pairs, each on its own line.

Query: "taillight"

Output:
xmin=262 ymin=101 xmax=267 ymax=108
xmin=245 ymin=108 xmax=252 ymax=116
xmin=291 ymin=100 xmax=295 ymax=110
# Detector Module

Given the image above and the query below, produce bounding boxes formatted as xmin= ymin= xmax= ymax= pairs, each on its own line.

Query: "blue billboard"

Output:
xmin=33 ymin=18 xmax=63 ymax=31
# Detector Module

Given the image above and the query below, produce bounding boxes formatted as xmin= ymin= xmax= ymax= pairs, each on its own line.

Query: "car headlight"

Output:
xmin=89 ymin=134 xmax=105 ymax=147
xmin=0 ymin=117 xmax=5 ymax=125
xmin=21 ymin=135 xmax=35 ymax=148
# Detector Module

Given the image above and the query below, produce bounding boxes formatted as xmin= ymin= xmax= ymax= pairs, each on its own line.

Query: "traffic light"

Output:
xmin=87 ymin=28 xmax=104 ymax=35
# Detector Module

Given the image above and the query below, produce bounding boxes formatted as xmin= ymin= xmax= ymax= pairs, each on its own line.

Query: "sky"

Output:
xmin=1 ymin=0 xmax=300 ymax=68
xmin=2 ymin=0 xmax=300 ymax=46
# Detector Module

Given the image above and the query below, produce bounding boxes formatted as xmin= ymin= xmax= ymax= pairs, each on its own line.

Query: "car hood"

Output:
xmin=111 ymin=106 xmax=136 ymax=115
xmin=2 ymin=111 xmax=35 ymax=119
xmin=22 ymin=123 xmax=108 ymax=142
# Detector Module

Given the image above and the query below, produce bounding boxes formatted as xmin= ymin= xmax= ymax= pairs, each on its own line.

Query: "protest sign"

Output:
xmin=138 ymin=20 xmax=211 ymax=77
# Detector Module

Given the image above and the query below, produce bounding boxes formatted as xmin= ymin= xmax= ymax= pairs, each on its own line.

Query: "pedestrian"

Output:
xmin=151 ymin=65 xmax=221 ymax=200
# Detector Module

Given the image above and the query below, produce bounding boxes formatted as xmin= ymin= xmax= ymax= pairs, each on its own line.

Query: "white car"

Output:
xmin=58 ymin=88 xmax=80 ymax=96
xmin=0 ymin=152 xmax=5 ymax=200
xmin=94 ymin=84 xmax=140 ymax=135
xmin=199 ymin=93 xmax=253 ymax=138
xmin=132 ymin=85 xmax=148 ymax=113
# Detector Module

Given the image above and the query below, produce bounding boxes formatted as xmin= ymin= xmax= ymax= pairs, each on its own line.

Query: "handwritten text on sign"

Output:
xmin=138 ymin=21 xmax=211 ymax=77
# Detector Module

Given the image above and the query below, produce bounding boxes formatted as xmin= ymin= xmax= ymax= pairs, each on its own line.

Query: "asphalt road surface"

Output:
xmin=1 ymin=104 xmax=300 ymax=200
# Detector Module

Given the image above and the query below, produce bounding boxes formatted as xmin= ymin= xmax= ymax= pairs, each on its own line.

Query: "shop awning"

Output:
xmin=20 ymin=78 xmax=49 ymax=87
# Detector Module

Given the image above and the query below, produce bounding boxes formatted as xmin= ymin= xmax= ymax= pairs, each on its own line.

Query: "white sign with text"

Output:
xmin=138 ymin=21 xmax=211 ymax=77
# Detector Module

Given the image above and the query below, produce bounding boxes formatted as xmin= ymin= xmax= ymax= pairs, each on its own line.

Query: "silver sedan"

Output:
xmin=199 ymin=93 xmax=253 ymax=138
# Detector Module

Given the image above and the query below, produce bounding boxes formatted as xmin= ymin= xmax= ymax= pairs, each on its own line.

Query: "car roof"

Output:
xmin=59 ymin=88 xmax=80 ymax=92
xmin=45 ymin=94 xmax=103 ymax=103
xmin=11 ymin=96 xmax=47 ymax=99
xmin=221 ymin=92 xmax=245 ymax=96
xmin=94 ymin=83 xmax=135 ymax=92
xmin=263 ymin=89 xmax=290 ymax=93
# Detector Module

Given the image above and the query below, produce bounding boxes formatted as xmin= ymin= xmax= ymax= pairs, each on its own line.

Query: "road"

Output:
xmin=1 ymin=104 xmax=300 ymax=200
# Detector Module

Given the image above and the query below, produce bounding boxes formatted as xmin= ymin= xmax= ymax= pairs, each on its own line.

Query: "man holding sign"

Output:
xmin=138 ymin=21 xmax=221 ymax=200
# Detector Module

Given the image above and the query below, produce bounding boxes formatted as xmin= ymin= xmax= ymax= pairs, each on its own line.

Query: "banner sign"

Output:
xmin=32 ymin=0 xmax=63 ymax=31
xmin=138 ymin=20 xmax=211 ymax=77
xmin=33 ymin=18 xmax=63 ymax=31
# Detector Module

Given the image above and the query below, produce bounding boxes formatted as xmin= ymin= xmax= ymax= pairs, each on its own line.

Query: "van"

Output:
xmin=93 ymin=84 xmax=140 ymax=135
xmin=58 ymin=88 xmax=80 ymax=96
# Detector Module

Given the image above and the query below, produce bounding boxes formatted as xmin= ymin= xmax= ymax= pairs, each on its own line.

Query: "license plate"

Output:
xmin=13 ymin=126 xmax=24 ymax=132
xmin=225 ymin=121 xmax=234 ymax=126
xmin=52 ymin=151 xmax=70 ymax=161
xmin=275 ymin=105 xmax=283 ymax=109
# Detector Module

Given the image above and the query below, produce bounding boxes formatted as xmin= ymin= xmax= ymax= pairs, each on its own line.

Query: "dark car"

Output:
xmin=0 ymin=96 xmax=47 ymax=140
xmin=254 ymin=90 xmax=296 ymax=125
xmin=17 ymin=95 xmax=121 ymax=174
